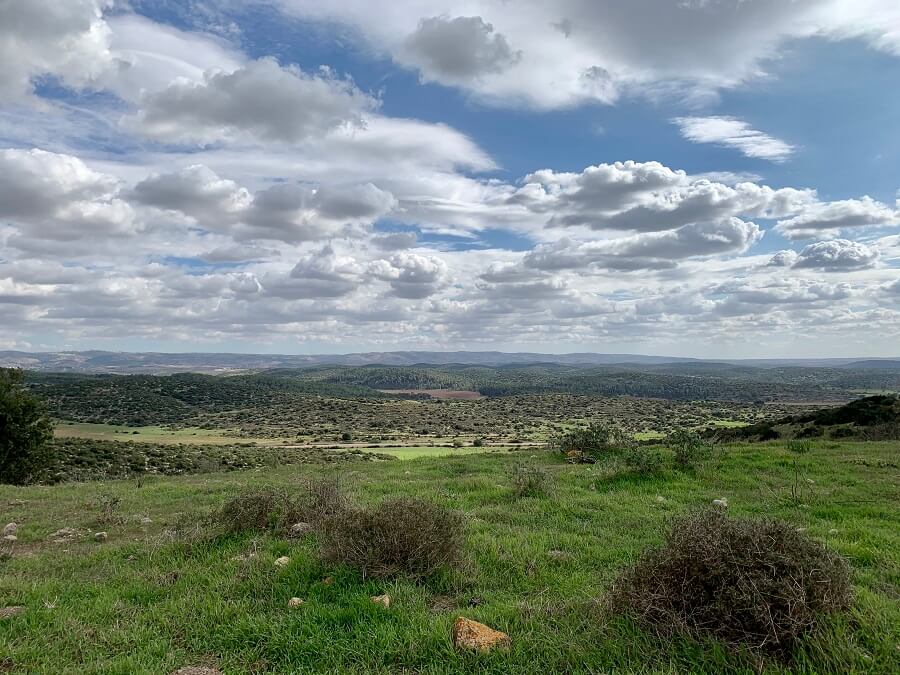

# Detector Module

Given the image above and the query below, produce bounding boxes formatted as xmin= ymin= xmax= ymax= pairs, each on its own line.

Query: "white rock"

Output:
xmin=288 ymin=597 xmax=304 ymax=608
xmin=274 ymin=556 xmax=290 ymax=568
xmin=94 ymin=531 xmax=108 ymax=542
xmin=2 ymin=523 xmax=17 ymax=536
xmin=712 ymin=498 xmax=728 ymax=508
xmin=3 ymin=535 xmax=17 ymax=542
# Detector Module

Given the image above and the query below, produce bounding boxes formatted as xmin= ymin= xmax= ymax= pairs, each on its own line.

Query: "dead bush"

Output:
xmin=608 ymin=509 xmax=852 ymax=654
xmin=209 ymin=489 xmax=288 ymax=535
xmin=319 ymin=497 xmax=465 ymax=580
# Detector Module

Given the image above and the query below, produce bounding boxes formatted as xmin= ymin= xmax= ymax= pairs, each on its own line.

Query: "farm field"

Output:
xmin=1 ymin=440 xmax=898 ymax=673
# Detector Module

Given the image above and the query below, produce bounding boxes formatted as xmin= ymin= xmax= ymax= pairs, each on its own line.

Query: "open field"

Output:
xmin=1 ymin=441 xmax=898 ymax=673
xmin=54 ymin=422 xmax=250 ymax=445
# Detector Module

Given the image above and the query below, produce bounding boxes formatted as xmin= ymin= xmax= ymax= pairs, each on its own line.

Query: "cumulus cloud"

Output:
xmin=776 ymin=196 xmax=899 ymax=239
xmin=270 ymin=0 xmax=900 ymax=108
xmin=673 ymin=116 xmax=795 ymax=162
xmin=0 ymin=0 xmax=116 ymax=104
xmin=793 ymin=239 xmax=880 ymax=271
xmin=370 ymin=253 xmax=449 ymax=298
xmin=400 ymin=16 xmax=521 ymax=84
xmin=128 ymin=58 xmax=378 ymax=144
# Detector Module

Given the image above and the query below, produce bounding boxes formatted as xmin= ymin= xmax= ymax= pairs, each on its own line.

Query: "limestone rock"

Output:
xmin=712 ymin=498 xmax=728 ymax=508
xmin=94 ymin=531 xmax=108 ymax=542
xmin=2 ymin=523 xmax=17 ymax=536
xmin=452 ymin=617 xmax=510 ymax=652
xmin=49 ymin=527 xmax=78 ymax=542
xmin=0 ymin=607 xmax=25 ymax=620
xmin=3 ymin=535 xmax=17 ymax=542
xmin=288 ymin=597 xmax=304 ymax=608
xmin=288 ymin=522 xmax=312 ymax=538
xmin=274 ymin=556 xmax=290 ymax=568
xmin=371 ymin=594 xmax=390 ymax=608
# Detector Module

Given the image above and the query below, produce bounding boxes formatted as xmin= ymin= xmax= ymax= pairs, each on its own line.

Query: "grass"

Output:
xmin=1 ymin=441 xmax=898 ymax=673
xmin=54 ymin=422 xmax=251 ymax=445
xmin=371 ymin=446 xmax=506 ymax=460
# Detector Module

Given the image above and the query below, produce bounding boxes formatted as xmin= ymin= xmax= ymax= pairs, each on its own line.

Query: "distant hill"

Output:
xmin=3 ymin=349 xmax=900 ymax=374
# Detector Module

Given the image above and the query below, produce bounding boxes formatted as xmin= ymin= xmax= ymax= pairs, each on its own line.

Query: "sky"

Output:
xmin=0 ymin=0 xmax=899 ymax=358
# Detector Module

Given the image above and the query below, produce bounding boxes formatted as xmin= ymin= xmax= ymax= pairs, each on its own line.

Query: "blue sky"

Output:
xmin=0 ymin=0 xmax=899 ymax=357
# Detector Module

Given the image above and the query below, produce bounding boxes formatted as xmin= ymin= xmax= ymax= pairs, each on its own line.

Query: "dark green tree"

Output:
xmin=0 ymin=369 xmax=55 ymax=484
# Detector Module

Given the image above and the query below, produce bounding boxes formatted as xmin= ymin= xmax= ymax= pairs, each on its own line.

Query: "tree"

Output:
xmin=0 ymin=369 xmax=55 ymax=485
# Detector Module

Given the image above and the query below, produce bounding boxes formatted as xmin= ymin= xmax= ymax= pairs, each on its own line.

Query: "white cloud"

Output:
xmin=673 ymin=116 xmax=795 ymax=162
xmin=0 ymin=0 xmax=115 ymax=104
xmin=793 ymin=239 xmax=880 ymax=270
xmin=128 ymin=58 xmax=378 ymax=144
xmin=400 ymin=16 xmax=521 ymax=84
xmin=776 ymin=196 xmax=899 ymax=239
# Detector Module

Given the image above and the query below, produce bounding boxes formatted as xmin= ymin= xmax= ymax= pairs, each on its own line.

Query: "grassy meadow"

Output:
xmin=1 ymin=440 xmax=898 ymax=674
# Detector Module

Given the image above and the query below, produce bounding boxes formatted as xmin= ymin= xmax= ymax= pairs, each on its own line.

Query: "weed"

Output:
xmin=510 ymin=463 xmax=551 ymax=497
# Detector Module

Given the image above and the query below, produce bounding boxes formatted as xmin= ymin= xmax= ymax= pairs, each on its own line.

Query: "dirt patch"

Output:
xmin=379 ymin=389 xmax=483 ymax=400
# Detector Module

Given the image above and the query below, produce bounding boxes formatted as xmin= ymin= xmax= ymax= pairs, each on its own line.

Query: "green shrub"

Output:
xmin=553 ymin=422 xmax=632 ymax=462
xmin=319 ymin=497 xmax=464 ymax=579
xmin=510 ymin=463 xmax=550 ymax=497
xmin=786 ymin=439 xmax=812 ymax=454
xmin=667 ymin=429 xmax=708 ymax=469
xmin=609 ymin=509 xmax=852 ymax=654
xmin=622 ymin=447 xmax=665 ymax=475
xmin=0 ymin=369 xmax=55 ymax=485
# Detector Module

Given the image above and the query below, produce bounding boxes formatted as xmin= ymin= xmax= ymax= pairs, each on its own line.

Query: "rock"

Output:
xmin=94 ymin=531 xmax=108 ymax=542
xmin=0 ymin=607 xmax=25 ymax=620
xmin=655 ymin=495 xmax=666 ymax=503
xmin=3 ymin=535 xmax=17 ymax=543
xmin=2 ymin=523 xmax=17 ymax=537
xmin=274 ymin=556 xmax=290 ymax=568
xmin=712 ymin=498 xmax=728 ymax=508
xmin=829 ymin=528 xmax=839 ymax=535
xmin=170 ymin=668 xmax=222 ymax=675
xmin=49 ymin=527 xmax=78 ymax=542
xmin=288 ymin=522 xmax=312 ymax=538
xmin=321 ymin=576 xmax=334 ymax=585
xmin=452 ymin=617 xmax=510 ymax=652
xmin=371 ymin=594 xmax=390 ymax=608
xmin=232 ymin=551 xmax=258 ymax=563
xmin=288 ymin=597 xmax=304 ymax=608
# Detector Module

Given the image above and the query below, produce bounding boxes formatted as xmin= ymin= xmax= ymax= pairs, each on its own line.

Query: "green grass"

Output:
xmin=371 ymin=446 xmax=506 ymax=460
xmin=1 ymin=441 xmax=898 ymax=673
xmin=54 ymin=421 xmax=250 ymax=445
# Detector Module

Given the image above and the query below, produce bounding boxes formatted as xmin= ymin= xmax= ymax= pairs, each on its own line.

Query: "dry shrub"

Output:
xmin=208 ymin=477 xmax=348 ymax=536
xmin=609 ymin=509 xmax=852 ymax=654
xmin=319 ymin=497 xmax=465 ymax=579
xmin=511 ymin=463 xmax=550 ymax=497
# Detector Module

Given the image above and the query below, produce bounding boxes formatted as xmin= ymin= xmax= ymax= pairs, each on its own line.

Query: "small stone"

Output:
xmin=371 ymin=594 xmax=390 ymax=608
xmin=288 ymin=597 xmax=304 ymax=608
xmin=288 ymin=522 xmax=312 ymax=538
xmin=0 ymin=607 xmax=25 ymax=620
xmin=274 ymin=556 xmax=290 ymax=568
xmin=94 ymin=531 xmax=108 ymax=542
xmin=49 ymin=527 xmax=78 ymax=542
xmin=321 ymin=576 xmax=334 ymax=585
xmin=655 ymin=495 xmax=666 ymax=503
xmin=712 ymin=498 xmax=728 ymax=508
xmin=452 ymin=617 xmax=511 ymax=652
xmin=2 ymin=523 xmax=17 ymax=537
xmin=170 ymin=668 xmax=222 ymax=675
xmin=3 ymin=535 xmax=17 ymax=542
xmin=828 ymin=528 xmax=839 ymax=535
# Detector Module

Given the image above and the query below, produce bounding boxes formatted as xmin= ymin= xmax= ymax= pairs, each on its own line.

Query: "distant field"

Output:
xmin=378 ymin=389 xmax=484 ymax=399
xmin=54 ymin=421 xmax=251 ymax=445
xmin=368 ymin=446 xmax=503 ymax=460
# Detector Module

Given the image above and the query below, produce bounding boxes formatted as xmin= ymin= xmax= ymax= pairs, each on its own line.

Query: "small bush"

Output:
xmin=319 ymin=497 xmax=464 ymax=579
xmin=510 ymin=463 xmax=550 ymax=497
xmin=667 ymin=429 xmax=708 ymax=469
xmin=473 ymin=438 xmax=484 ymax=447
xmin=622 ymin=447 xmax=664 ymax=475
xmin=0 ymin=368 xmax=55 ymax=485
xmin=609 ymin=509 xmax=852 ymax=654
xmin=553 ymin=422 xmax=632 ymax=462
xmin=210 ymin=489 xmax=288 ymax=535
xmin=785 ymin=439 xmax=812 ymax=454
